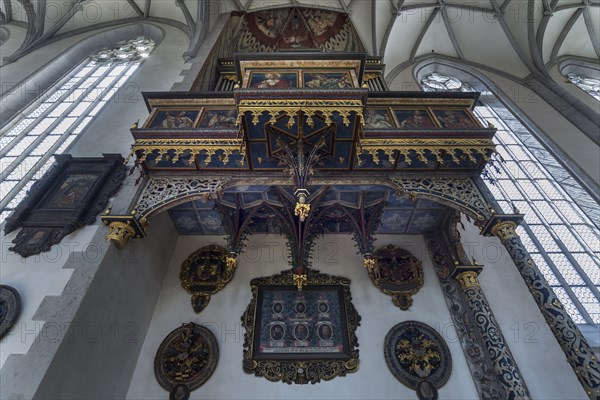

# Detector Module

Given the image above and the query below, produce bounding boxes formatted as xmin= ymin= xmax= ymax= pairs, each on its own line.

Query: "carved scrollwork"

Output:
xmin=154 ymin=322 xmax=219 ymax=393
xmin=369 ymin=245 xmax=424 ymax=310
xmin=241 ymin=269 xmax=361 ymax=384
xmin=180 ymin=245 xmax=237 ymax=312
xmin=135 ymin=177 xmax=226 ymax=219
xmin=390 ymin=176 xmax=491 ymax=222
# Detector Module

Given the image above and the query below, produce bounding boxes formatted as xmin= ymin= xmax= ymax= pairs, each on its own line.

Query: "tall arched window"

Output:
xmin=422 ymin=72 xmax=600 ymax=325
xmin=0 ymin=37 xmax=155 ymax=224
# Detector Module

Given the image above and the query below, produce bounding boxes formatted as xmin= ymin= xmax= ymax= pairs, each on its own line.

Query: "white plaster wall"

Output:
xmin=458 ymin=217 xmax=588 ymax=399
xmin=66 ymin=23 xmax=190 ymax=157
xmin=0 ymin=224 xmax=96 ymax=368
xmin=0 ymin=20 xmax=190 ymax=370
xmin=127 ymin=233 xmax=478 ymax=400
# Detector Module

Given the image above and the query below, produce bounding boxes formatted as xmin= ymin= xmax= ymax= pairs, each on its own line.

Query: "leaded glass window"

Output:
xmin=565 ymin=72 xmax=600 ymax=101
xmin=0 ymin=37 xmax=155 ymax=224
xmin=422 ymin=72 xmax=600 ymax=324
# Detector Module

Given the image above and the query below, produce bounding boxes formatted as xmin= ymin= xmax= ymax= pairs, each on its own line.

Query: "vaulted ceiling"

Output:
xmin=1 ymin=0 xmax=598 ymax=80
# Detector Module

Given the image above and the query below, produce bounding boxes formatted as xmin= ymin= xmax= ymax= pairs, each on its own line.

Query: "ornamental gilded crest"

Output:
xmin=180 ymin=245 xmax=237 ymax=312
xmin=384 ymin=321 xmax=452 ymax=400
xmin=154 ymin=323 xmax=219 ymax=394
xmin=370 ymin=245 xmax=424 ymax=310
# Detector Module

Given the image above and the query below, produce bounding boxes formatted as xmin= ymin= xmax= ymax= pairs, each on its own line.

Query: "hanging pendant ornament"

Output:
xmin=293 ymin=272 xmax=307 ymax=291
xmin=294 ymin=188 xmax=310 ymax=222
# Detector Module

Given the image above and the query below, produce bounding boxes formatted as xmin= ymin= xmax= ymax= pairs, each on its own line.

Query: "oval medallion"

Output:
xmin=0 ymin=285 xmax=21 ymax=339
xmin=154 ymin=322 xmax=219 ymax=391
xmin=384 ymin=321 xmax=451 ymax=392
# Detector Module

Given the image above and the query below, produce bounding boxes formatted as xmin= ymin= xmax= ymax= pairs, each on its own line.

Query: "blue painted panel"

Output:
xmin=169 ymin=210 xmax=203 ymax=235
xmin=321 ymin=142 xmax=352 ymax=169
xmin=407 ymin=210 xmax=443 ymax=233
xmin=197 ymin=210 xmax=225 ymax=234
xmin=386 ymin=194 xmax=415 ymax=208
xmin=249 ymin=142 xmax=280 ymax=168
xmin=377 ymin=210 xmax=412 ymax=233
xmin=246 ymin=112 xmax=270 ymax=140
xmin=243 ymin=192 xmax=264 ymax=205
xmin=329 ymin=113 xmax=355 ymax=139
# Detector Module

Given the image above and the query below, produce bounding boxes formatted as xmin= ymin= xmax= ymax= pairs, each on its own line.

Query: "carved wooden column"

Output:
xmin=453 ymin=266 xmax=531 ymax=400
xmin=482 ymin=216 xmax=600 ymax=400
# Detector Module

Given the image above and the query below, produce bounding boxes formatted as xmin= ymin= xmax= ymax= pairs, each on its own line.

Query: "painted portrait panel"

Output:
xmin=364 ymin=109 xmax=396 ymax=129
xmin=149 ymin=110 xmax=200 ymax=129
xmin=44 ymin=173 xmax=98 ymax=208
xmin=249 ymin=72 xmax=297 ymax=89
xmin=255 ymin=286 xmax=348 ymax=358
xmin=395 ymin=110 xmax=437 ymax=129
xmin=303 ymin=72 xmax=353 ymax=89
xmin=198 ymin=109 xmax=238 ymax=129
xmin=432 ymin=109 xmax=477 ymax=129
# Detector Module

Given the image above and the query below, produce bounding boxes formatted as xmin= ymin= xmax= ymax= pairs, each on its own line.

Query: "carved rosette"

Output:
xmin=180 ymin=245 xmax=237 ymax=313
xmin=488 ymin=220 xmax=600 ymax=400
xmin=370 ymin=245 xmax=424 ymax=310
xmin=384 ymin=320 xmax=452 ymax=399
xmin=154 ymin=323 xmax=219 ymax=392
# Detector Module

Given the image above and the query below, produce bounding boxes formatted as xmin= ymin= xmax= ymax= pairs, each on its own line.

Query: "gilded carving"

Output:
xmin=384 ymin=321 xmax=452 ymax=399
xmin=180 ymin=245 xmax=237 ymax=313
xmin=454 ymin=271 xmax=480 ymax=289
xmin=105 ymin=221 xmax=136 ymax=249
xmin=369 ymin=245 xmax=424 ymax=310
xmin=154 ymin=323 xmax=218 ymax=393
xmin=490 ymin=220 xmax=518 ymax=240
xmin=241 ymin=269 xmax=361 ymax=384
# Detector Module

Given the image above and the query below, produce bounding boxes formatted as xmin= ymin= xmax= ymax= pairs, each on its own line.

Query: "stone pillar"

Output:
xmin=453 ymin=266 xmax=531 ymax=400
xmin=487 ymin=218 xmax=600 ymax=400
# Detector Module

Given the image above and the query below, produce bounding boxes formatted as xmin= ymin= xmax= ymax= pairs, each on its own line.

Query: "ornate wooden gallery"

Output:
xmin=5 ymin=7 xmax=598 ymax=400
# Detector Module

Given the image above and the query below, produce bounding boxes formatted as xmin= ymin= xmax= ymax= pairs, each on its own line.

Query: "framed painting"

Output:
xmin=249 ymin=72 xmax=298 ymax=89
xmin=303 ymin=71 xmax=353 ymax=89
xmin=394 ymin=109 xmax=437 ymax=129
xmin=432 ymin=109 xmax=478 ymax=129
xmin=241 ymin=269 xmax=361 ymax=384
xmin=198 ymin=109 xmax=238 ymax=129
xmin=364 ymin=108 xmax=396 ymax=129
xmin=4 ymin=154 xmax=126 ymax=257
xmin=146 ymin=109 xmax=201 ymax=129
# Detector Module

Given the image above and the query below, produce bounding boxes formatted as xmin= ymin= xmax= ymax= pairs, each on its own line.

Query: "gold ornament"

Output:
xmin=105 ymin=221 xmax=136 ymax=249
xmin=293 ymin=273 xmax=307 ymax=291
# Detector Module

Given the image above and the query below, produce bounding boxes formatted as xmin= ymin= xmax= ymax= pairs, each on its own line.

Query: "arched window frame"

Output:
xmin=0 ymin=35 xmax=157 ymax=224
xmin=559 ymin=60 xmax=600 ymax=102
xmin=415 ymin=62 xmax=600 ymax=328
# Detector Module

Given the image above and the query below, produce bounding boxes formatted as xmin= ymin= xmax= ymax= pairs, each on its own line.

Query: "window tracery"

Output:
xmin=0 ymin=37 xmax=155 ymax=224
xmin=565 ymin=73 xmax=600 ymax=101
xmin=422 ymin=72 xmax=600 ymax=325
